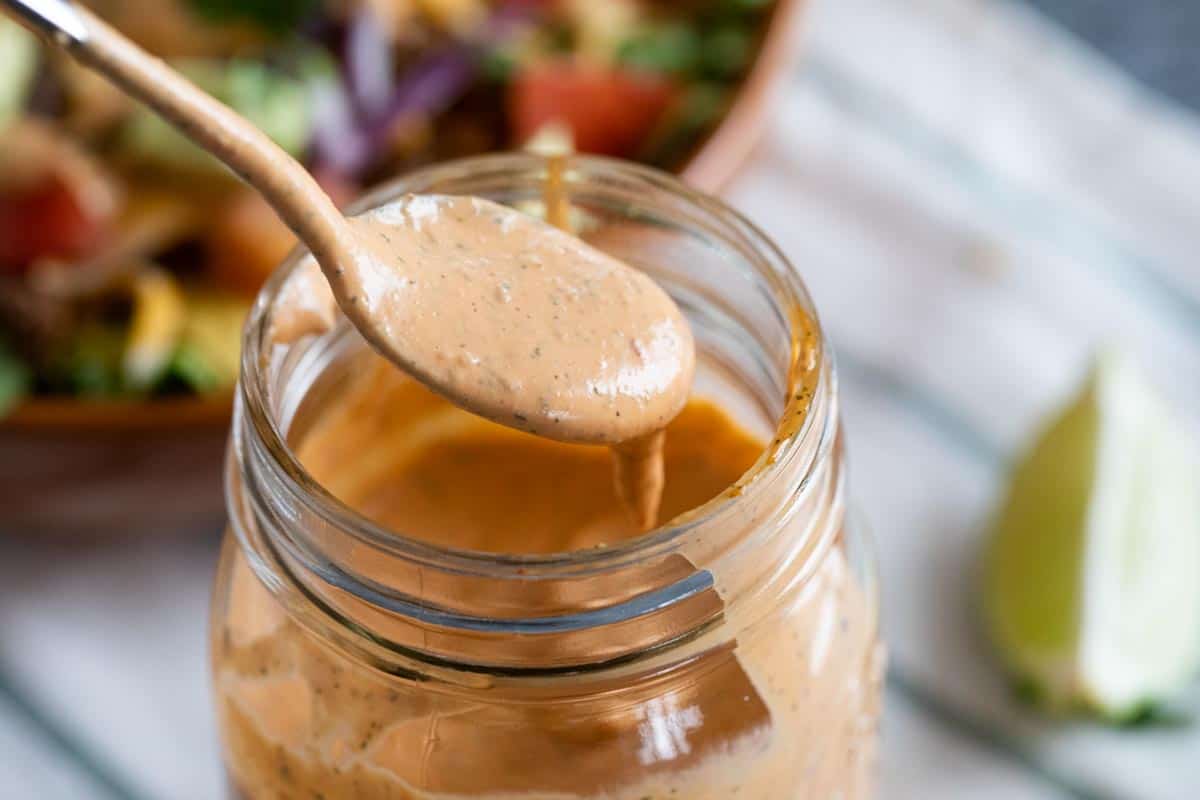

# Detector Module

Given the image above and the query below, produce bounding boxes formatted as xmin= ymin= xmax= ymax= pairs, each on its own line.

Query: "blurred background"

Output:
xmin=2 ymin=0 xmax=1199 ymax=797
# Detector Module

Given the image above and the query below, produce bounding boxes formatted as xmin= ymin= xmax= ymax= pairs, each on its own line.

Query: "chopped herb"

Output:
xmin=618 ymin=23 xmax=702 ymax=75
xmin=167 ymin=341 xmax=224 ymax=394
xmin=638 ymin=82 xmax=730 ymax=165
xmin=481 ymin=47 xmax=518 ymax=83
xmin=50 ymin=325 xmax=127 ymax=397
xmin=701 ymin=26 xmax=753 ymax=78
xmin=0 ymin=339 xmax=30 ymax=417
xmin=718 ymin=0 xmax=773 ymax=14
xmin=186 ymin=0 xmax=320 ymax=33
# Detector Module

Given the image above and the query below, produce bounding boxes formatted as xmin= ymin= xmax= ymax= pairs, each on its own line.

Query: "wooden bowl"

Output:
xmin=0 ymin=396 xmax=231 ymax=538
xmin=0 ymin=0 xmax=805 ymax=539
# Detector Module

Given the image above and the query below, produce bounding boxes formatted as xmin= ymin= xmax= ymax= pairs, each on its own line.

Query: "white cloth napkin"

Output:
xmin=3 ymin=1 xmax=1199 ymax=798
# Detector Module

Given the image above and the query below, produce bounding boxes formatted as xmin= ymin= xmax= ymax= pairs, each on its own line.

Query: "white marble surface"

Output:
xmin=4 ymin=0 xmax=1200 ymax=797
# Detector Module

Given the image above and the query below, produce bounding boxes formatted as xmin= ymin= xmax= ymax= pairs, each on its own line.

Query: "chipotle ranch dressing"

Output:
xmin=213 ymin=169 xmax=883 ymax=800
xmin=214 ymin=364 xmax=882 ymax=799
xmin=275 ymin=194 xmax=696 ymax=449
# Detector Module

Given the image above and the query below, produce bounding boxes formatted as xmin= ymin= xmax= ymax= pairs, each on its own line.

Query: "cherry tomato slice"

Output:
xmin=508 ymin=62 xmax=675 ymax=157
xmin=0 ymin=175 xmax=109 ymax=273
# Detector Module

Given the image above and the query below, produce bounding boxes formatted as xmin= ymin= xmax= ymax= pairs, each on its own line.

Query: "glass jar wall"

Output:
xmin=209 ymin=154 xmax=884 ymax=799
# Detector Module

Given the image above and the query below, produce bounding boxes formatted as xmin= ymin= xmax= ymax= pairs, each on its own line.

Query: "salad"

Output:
xmin=0 ymin=0 xmax=775 ymax=414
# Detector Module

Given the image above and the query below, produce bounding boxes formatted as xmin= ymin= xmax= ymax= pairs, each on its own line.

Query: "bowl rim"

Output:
xmin=1 ymin=392 xmax=233 ymax=432
xmin=0 ymin=0 xmax=804 ymax=435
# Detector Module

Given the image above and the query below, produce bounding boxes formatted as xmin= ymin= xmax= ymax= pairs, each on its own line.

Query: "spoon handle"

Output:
xmin=2 ymin=0 xmax=352 ymax=285
xmin=4 ymin=0 xmax=87 ymax=45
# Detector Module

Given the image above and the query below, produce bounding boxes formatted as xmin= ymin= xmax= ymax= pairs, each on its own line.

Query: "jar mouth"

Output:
xmin=238 ymin=153 xmax=832 ymax=582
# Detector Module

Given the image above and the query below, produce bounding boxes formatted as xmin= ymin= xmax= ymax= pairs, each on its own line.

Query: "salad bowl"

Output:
xmin=0 ymin=0 xmax=804 ymax=537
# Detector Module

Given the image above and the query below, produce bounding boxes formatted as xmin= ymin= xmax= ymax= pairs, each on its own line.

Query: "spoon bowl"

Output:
xmin=279 ymin=194 xmax=694 ymax=443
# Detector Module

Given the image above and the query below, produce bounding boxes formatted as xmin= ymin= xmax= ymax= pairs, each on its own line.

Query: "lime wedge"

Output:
xmin=984 ymin=353 xmax=1200 ymax=720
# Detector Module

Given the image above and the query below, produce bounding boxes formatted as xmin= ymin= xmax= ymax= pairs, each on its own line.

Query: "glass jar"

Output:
xmin=210 ymin=154 xmax=884 ymax=799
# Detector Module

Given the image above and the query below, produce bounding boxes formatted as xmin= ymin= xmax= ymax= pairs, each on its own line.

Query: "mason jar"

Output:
xmin=210 ymin=154 xmax=885 ymax=799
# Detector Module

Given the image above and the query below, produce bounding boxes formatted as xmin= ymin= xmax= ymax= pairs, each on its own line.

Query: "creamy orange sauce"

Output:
xmin=340 ymin=195 xmax=696 ymax=447
xmin=272 ymin=195 xmax=695 ymax=446
xmin=213 ymin=363 xmax=883 ymax=799
xmin=296 ymin=362 xmax=760 ymax=552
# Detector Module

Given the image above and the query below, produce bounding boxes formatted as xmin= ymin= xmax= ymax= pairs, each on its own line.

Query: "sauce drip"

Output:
xmin=539 ymin=155 xmax=669 ymax=529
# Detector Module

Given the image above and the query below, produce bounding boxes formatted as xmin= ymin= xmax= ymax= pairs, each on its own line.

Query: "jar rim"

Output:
xmin=238 ymin=153 xmax=832 ymax=582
